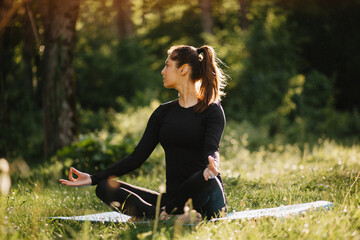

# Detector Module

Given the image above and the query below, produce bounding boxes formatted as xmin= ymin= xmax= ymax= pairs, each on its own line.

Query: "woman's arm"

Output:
xmin=89 ymin=107 xmax=162 ymax=185
xmin=60 ymin=105 xmax=163 ymax=186
xmin=202 ymin=103 xmax=225 ymax=179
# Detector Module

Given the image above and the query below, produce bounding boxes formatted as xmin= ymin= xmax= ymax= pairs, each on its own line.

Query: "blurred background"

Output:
xmin=1 ymin=0 xmax=360 ymax=169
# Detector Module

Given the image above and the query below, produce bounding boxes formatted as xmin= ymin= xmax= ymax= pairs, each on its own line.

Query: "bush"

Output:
xmin=257 ymin=70 xmax=360 ymax=143
xmin=224 ymin=3 xmax=302 ymax=122
xmin=55 ymin=134 xmax=130 ymax=174
xmin=75 ymin=38 xmax=161 ymax=111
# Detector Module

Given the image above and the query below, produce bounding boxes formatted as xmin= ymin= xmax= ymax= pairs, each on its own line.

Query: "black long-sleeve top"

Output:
xmin=90 ymin=99 xmax=226 ymax=198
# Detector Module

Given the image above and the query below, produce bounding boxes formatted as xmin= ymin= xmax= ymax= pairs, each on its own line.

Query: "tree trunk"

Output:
xmin=113 ymin=0 xmax=133 ymax=39
xmin=41 ymin=0 xmax=79 ymax=158
xmin=23 ymin=6 xmax=34 ymax=100
xmin=0 ymin=0 xmax=12 ymax=126
xmin=199 ymin=0 xmax=214 ymax=34
xmin=0 ymin=0 xmax=13 ymax=70
xmin=238 ymin=0 xmax=250 ymax=30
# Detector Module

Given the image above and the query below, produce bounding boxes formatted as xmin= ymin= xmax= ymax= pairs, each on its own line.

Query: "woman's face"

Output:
xmin=161 ymin=57 xmax=181 ymax=89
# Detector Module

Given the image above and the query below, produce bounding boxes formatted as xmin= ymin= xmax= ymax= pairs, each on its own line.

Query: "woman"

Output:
xmin=60 ymin=45 xmax=228 ymax=221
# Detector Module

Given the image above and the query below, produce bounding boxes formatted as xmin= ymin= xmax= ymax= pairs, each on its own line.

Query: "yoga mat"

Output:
xmin=210 ymin=200 xmax=333 ymax=221
xmin=49 ymin=200 xmax=333 ymax=223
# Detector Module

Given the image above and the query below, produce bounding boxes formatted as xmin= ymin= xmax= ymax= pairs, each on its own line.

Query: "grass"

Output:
xmin=1 ymin=138 xmax=360 ymax=239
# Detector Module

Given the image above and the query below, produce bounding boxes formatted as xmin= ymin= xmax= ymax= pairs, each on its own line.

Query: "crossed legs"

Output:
xmin=95 ymin=170 xmax=227 ymax=220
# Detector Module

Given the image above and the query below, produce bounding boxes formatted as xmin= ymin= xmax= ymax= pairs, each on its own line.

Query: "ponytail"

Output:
xmin=168 ymin=45 xmax=227 ymax=112
xmin=195 ymin=45 xmax=227 ymax=112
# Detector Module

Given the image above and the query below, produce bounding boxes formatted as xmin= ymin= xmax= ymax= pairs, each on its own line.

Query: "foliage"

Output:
xmin=220 ymin=1 xmax=360 ymax=142
xmin=1 ymin=0 xmax=360 ymax=164
xmin=283 ymin=0 xmax=360 ymax=111
xmin=261 ymin=70 xmax=360 ymax=143
xmin=224 ymin=2 xmax=303 ymax=122
xmin=74 ymin=37 xmax=161 ymax=111
xmin=0 ymin=11 xmax=43 ymax=161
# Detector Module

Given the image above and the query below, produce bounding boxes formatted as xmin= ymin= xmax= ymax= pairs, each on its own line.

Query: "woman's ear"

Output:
xmin=180 ymin=64 xmax=189 ymax=76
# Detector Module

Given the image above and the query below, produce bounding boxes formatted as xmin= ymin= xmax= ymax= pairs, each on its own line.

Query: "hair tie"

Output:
xmin=197 ymin=48 xmax=204 ymax=62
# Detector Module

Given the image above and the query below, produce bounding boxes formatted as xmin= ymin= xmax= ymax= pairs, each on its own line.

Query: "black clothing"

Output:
xmin=95 ymin=170 xmax=226 ymax=219
xmin=91 ymin=100 xmax=226 ymax=218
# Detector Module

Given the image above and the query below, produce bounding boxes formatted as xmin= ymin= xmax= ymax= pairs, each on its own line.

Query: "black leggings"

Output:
xmin=95 ymin=170 xmax=227 ymax=219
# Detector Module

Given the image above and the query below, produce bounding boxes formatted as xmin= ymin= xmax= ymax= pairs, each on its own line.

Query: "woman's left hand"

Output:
xmin=59 ymin=167 xmax=92 ymax=187
xmin=203 ymin=153 xmax=220 ymax=181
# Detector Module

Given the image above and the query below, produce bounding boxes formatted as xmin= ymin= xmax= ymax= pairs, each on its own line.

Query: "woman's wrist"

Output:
xmin=89 ymin=175 xmax=96 ymax=185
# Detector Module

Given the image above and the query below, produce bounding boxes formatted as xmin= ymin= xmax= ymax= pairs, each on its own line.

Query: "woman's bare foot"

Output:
xmin=159 ymin=210 xmax=202 ymax=224
xmin=160 ymin=210 xmax=172 ymax=221
xmin=176 ymin=210 xmax=202 ymax=224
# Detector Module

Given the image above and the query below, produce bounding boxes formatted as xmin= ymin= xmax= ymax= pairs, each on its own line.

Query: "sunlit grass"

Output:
xmin=1 ymin=133 xmax=359 ymax=239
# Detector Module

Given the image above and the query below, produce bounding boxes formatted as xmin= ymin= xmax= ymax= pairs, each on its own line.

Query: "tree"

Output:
xmin=113 ymin=0 xmax=133 ymax=39
xmin=199 ymin=0 xmax=214 ymax=34
xmin=0 ymin=0 xmax=22 ymax=106
xmin=0 ymin=0 xmax=23 ymax=148
xmin=40 ymin=0 xmax=80 ymax=158
xmin=22 ymin=3 xmax=35 ymax=101
xmin=238 ymin=0 xmax=250 ymax=30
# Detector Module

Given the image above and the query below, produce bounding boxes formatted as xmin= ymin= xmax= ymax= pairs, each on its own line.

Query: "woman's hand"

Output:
xmin=203 ymin=153 xmax=220 ymax=181
xmin=59 ymin=167 xmax=92 ymax=187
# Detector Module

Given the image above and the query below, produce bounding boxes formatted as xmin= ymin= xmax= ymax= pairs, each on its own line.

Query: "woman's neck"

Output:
xmin=177 ymin=81 xmax=198 ymax=108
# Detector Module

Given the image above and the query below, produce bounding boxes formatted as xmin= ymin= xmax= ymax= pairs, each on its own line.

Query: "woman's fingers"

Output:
xmin=203 ymin=168 xmax=209 ymax=181
xmin=203 ymin=167 xmax=215 ymax=181
xmin=68 ymin=167 xmax=81 ymax=182
xmin=61 ymin=180 xmax=78 ymax=186
xmin=59 ymin=178 xmax=89 ymax=186
xmin=203 ymin=155 xmax=220 ymax=181
xmin=71 ymin=167 xmax=81 ymax=175
xmin=59 ymin=179 xmax=75 ymax=186
xmin=69 ymin=167 xmax=82 ymax=182
xmin=69 ymin=167 xmax=75 ymax=181
xmin=208 ymin=156 xmax=219 ymax=175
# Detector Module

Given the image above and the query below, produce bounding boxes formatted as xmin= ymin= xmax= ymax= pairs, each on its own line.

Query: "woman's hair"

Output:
xmin=167 ymin=45 xmax=227 ymax=112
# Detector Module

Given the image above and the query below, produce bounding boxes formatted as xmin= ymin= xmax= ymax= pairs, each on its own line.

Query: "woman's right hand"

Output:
xmin=59 ymin=167 xmax=92 ymax=187
xmin=203 ymin=153 xmax=220 ymax=181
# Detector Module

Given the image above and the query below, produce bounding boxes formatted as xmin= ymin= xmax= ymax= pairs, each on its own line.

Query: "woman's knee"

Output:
xmin=96 ymin=180 xmax=132 ymax=205
xmin=95 ymin=180 xmax=109 ymax=201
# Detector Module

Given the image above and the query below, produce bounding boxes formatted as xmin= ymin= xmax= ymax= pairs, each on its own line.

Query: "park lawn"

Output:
xmin=1 ymin=139 xmax=359 ymax=239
